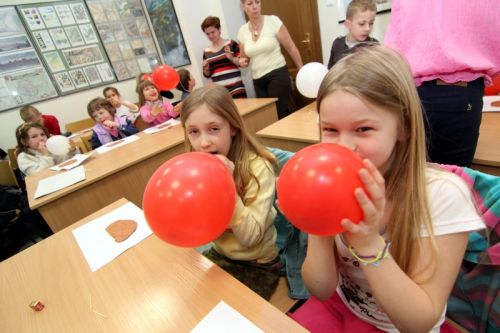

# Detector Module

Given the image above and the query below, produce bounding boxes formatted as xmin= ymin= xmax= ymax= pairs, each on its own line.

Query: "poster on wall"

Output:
xmin=0 ymin=6 xmax=58 ymax=112
xmin=17 ymin=0 xmax=116 ymax=95
xmin=143 ymin=0 xmax=190 ymax=68
xmin=87 ymin=0 xmax=162 ymax=80
xmin=338 ymin=0 xmax=391 ymax=23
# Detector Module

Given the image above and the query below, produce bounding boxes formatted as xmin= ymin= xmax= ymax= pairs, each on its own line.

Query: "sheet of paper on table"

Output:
xmin=34 ymin=165 xmax=86 ymax=199
xmin=483 ymin=96 xmax=500 ymax=112
xmin=95 ymin=135 xmax=140 ymax=154
xmin=72 ymin=201 xmax=153 ymax=272
xmin=191 ymin=301 xmax=264 ymax=333
xmin=144 ymin=118 xmax=181 ymax=134
xmin=49 ymin=153 xmax=90 ymax=171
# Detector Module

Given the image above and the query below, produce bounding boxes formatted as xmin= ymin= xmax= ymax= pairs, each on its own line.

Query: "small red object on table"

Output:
xmin=29 ymin=300 xmax=45 ymax=311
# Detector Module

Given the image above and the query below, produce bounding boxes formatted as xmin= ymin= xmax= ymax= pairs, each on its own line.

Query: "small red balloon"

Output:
xmin=151 ymin=65 xmax=180 ymax=91
xmin=141 ymin=73 xmax=152 ymax=81
xmin=484 ymin=75 xmax=500 ymax=96
xmin=277 ymin=143 xmax=365 ymax=236
xmin=143 ymin=152 xmax=236 ymax=247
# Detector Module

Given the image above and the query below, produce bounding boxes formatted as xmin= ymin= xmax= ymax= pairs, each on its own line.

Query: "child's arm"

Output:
xmin=163 ymin=100 xmax=179 ymax=119
xmin=121 ymin=100 xmax=139 ymax=113
xmin=90 ymin=131 xmax=102 ymax=149
xmin=119 ymin=119 xmax=139 ymax=136
xmin=226 ymin=158 xmax=276 ymax=248
xmin=17 ymin=151 xmax=54 ymax=176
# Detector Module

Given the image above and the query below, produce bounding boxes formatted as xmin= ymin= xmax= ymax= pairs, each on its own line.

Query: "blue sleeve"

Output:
xmin=91 ymin=131 xmax=102 ymax=149
xmin=120 ymin=120 xmax=139 ymax=136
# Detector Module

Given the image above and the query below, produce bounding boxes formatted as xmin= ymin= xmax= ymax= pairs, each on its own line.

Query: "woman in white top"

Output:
xmin=238 ymin=0 xmax=303 ymax=119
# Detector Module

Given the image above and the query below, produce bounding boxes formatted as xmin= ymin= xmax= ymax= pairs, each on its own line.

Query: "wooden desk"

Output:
xmin=258 ymin=103 xmax=500 ymax=175
xmin=27 ymin=99 xmax=277 ymax=232
xmin=0 ymin=199 xmax=307 ymax=332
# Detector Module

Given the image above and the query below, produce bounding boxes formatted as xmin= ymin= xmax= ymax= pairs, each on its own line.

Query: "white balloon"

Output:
xmin=46 ymin=135 xmax=70 ymax=155
xmin=296 ymin=62 xmax=329 ymax=98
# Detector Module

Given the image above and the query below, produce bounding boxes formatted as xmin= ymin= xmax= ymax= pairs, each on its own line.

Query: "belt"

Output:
xmin=436 ymin=79 xmax=467 ymax=87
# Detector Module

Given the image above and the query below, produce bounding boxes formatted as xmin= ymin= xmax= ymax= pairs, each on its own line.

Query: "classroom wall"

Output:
xmin=1 ymin=0 xmax=391 ymax=151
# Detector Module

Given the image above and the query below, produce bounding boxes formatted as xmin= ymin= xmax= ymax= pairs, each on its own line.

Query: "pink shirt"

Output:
xmin=384 ymin=0 xmax=500 ymax=86
xmin=139 ymin=98 xmax=178 ymax=126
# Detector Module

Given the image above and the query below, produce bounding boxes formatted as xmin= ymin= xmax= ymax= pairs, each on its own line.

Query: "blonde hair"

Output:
xmin=180 ymin=85 xmax=277 ymax=204
xmin=346 ymin=0 xmax=377 ymax=20
xmin=317 ymin=46 xmax=435 ymax=273
xmin=19 ymin=105 xmax=41 ymax=122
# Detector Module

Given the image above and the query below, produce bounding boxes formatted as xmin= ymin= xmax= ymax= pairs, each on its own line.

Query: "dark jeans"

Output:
xmin=253 ymin=65 xmax=292 ymax=119
xmin=418 ymin=78 xmax=484 ymax=167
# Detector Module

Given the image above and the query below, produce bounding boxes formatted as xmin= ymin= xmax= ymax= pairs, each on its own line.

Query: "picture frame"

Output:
xmin=338 ymin=0 xmax=391 ymax=23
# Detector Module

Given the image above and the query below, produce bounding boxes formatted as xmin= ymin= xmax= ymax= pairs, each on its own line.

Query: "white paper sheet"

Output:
xmin=191 ymin=301 xmax=264 ymax=333
xmin=95 ymin=135 xmax=140 ymax=154
xmin=34 ymin=165 xmax=86 ymax=199
xmin=143 ymin=118 xmax=181 ymax=134
xmin=72 ymin=202 xmax=152 ymax=272
xmin=483 ymin=96 xmax=500 ymax=112
xmin=48 ymin=153 xmax=90 ymax=171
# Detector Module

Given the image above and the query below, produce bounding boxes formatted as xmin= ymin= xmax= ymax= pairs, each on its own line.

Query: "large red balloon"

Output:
xmin=143 ymin=152 xmax=236 ymax=247
xmin=277 ymin=143 xmax=365 ymax=236
xmin=151 ymin=65 xmax=180 ymax=91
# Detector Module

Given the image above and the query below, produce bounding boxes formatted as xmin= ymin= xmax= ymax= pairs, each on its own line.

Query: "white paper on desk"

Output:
xmin=191 ymin=301 xmax=264 ymax=333
xmin=483 ymin=96 xmax=500 ymax=112
xmin=49 ymin=154 xmax=89 ymax=171
xmin=34 ymin=166 xmax=86 ymax=199
xmin=95 ymin=134 xmax=140 ymax=154
xmin=72 ymin=202 xmax=152 ymax=272
xmin=144 ymin=118 xmax=181 ymax=134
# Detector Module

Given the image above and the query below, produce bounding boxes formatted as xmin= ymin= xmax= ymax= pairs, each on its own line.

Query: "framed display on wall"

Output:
xmin=0 ymin=6 xmax=58 ymax=113
xmin=87 ymin=0 xmax=162 ymax=81
xmin=17 ymin=0 xmax=116 ymax=95
xmin=143 ymin=0 xmax=190 ymax=68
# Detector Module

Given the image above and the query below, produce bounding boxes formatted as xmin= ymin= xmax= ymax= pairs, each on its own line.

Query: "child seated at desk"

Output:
xmin=137 ymin=80 xmax=179 ymax=127
xmin=19 ymin=105 xmax=62 ymax=136
xmin=16 ymin=123 xmax=77 ymax=176
xmin=180 ymin=85 xmax=280 ymax=300
xmin=103 ymin=86 xmax=139 ymax=123
xmin=87 ymin=97 xmax=139 ymax=149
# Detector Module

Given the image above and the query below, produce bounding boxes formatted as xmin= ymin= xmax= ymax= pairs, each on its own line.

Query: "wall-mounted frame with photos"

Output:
xmin=17 ymin=0 xmax=116 ymax=95
xmin=87 ymin=0 xmax=162 ymax=81
xmin=0 ymin=6 xmax=58 ymax=113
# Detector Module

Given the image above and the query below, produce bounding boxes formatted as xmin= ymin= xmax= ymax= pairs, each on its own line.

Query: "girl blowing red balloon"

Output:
xmin=290 ymin=46 xmax=485 ymax=332
xmin=180 ymin=85 xmax=280 ymax=300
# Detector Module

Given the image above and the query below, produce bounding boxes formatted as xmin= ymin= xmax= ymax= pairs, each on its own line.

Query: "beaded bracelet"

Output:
xmin=347 ymin=236 xmax=391 ymax=266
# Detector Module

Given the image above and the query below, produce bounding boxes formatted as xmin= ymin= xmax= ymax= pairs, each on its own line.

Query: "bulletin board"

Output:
xmin=0 ymin=6 xmax=58 ymax=112
xmin=17 ymin=0 xmax=117 ymax=95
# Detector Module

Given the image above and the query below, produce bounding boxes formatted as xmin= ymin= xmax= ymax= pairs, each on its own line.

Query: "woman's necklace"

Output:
xmin=250 ymin=18 xmax=263 ymax=38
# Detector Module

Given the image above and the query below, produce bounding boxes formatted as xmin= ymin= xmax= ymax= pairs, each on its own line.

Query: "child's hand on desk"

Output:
xmin=215 ymin=154 xmax=235 ymax=175
xmin=341 ymin=159 xmax=387 ymax=253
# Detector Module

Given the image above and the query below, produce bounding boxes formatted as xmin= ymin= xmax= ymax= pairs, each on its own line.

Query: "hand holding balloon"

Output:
xmin=46 ymin=135 xmax=70 ymax=155
xmin=143 ymin=152 xmax=237 ymax=247
xmin=276 ymin=143 xmax=365 ymax=236
xmin=296 ymin=62 xmax=329 ymax=98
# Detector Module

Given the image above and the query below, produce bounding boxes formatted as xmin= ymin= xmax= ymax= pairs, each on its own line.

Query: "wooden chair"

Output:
xmin=7 ymin=149 xmax=18 ymax=171
xmin=0 ymin=160 xmax=19 ymax=187
xmin=65 ymin=118 xmax=95 ymax=133
xmin=134 ymin=116 xmax=150 ymax=132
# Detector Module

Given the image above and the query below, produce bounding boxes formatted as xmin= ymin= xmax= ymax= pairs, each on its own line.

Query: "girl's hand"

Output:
xmin=38 ymin=141 xmax=50 ymax=155
xmin=103 ymin=120 xmax=118 ymax=128
xmin=151 ymin=104 xmax=163 ymax=117
xmin=239 ymin=57 xmax=249 ymax=68
xmin=68 ymin=139 xmax=77 ymax=152
xmin=215 ymin=154 xmax=235 ymax=175
xmin=341 ymin=159 xmax=386 ymax=254
xmin=173 ymin=102 xmax=183 ymax=114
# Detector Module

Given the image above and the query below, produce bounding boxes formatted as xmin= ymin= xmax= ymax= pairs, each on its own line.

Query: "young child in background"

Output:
xmin=136 ymin=72 xmax=174 ymax=100
xmin=137 ymin=80 xmax=179 ymax=126
xmin=327 ymin=0 xmax=378 ymax=69
xmin=87 ymin=97 xmax=139 ymax=149
xmin=180 ymin=85 xmax=280 ymax=300
xmin=19 ymin=105 xmax=62 ymax=136
xmin=103 ymin=87 xmax=139 ymax=123
xmin=16 ymin=123 xmax=77 ymax=176
xmin=290 ymin=46 xmax=485 ymax=332
xmin=176 ymin=68 xmax=196 ymax=100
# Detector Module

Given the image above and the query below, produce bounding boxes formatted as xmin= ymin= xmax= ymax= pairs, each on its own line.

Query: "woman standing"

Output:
xmin=202 ymin=16 xmax=247 ymax=99
xmin=238 ymin=0 xmax=303 ymax=119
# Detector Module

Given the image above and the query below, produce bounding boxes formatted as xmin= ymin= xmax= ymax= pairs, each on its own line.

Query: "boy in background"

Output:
xmin=327 ymin=0 xmax=378 ymax=69
xmin=19 ymin=105 xmax=61 ymax=136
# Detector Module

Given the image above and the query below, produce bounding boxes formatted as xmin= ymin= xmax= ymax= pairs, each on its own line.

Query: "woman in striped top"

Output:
xmin=201 ymin=16 xmax=247 ymax=98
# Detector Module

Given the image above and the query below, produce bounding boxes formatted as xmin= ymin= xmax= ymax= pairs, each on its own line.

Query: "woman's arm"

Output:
xmin=276 ymin=24 xmax=303 ymax=69
xmin=238 ymin=42 xmax=250 ymax=68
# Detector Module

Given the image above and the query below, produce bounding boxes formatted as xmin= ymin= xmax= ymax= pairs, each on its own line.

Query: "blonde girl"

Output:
xmin=180 ymin=85 xmax=280 ymax=300
xmin=291 ymin=46 xmax=484 ymax=332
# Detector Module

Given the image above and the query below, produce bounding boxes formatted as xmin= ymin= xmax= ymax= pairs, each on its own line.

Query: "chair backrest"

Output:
xmin=134 ymin=116 xmax=150 ymax=131
xmin=7 ymin=149 xmax=18 ymax=170
xmin=0 ymin=160 xmax=19 ymax=187
xmin=65 ymin=118 xmax=95 ymax=133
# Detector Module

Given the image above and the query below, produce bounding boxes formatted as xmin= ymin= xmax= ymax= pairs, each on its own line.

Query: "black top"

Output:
xmin=327 ymin=36 xmax=379 ymax=69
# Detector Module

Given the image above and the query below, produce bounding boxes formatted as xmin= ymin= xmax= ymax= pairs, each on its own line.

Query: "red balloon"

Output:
xmin=484 ymin=75 xmax=500 ymax=96
xmin=143 ymin=152 xmax=236 ymax=247
xmin=141 ymin=73 xmax=152 ymax=81
xmin=151 ymin=65 xmax=180 ymax=91
xmin=277 ymin=143 xmax=365 ymax=236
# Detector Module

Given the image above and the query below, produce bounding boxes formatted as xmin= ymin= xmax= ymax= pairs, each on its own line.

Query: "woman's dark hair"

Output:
xmin=201 ymin=16 xmax=221 ymax=31
xmin=176 ymin=69 xmax=191 ymax=93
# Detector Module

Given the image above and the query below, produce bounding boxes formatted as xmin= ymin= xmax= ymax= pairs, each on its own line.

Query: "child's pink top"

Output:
xmin=139 ymin=99 xmax=179 ymax=126
xmin=384 ymin=0 xmax=500 ymax=86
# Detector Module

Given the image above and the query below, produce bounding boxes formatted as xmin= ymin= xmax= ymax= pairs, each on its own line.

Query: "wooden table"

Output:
xmin=257 ymin=103 xmax=500 ymax=175
xmin=27 ymin=99 xmax=277 ymax=232
xmin=0 ymin=199 xmax=307 ymax=333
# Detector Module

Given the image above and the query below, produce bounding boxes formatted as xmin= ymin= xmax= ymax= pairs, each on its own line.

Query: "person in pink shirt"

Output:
xmin=137 ymin=79 xmax=179 ymax=126
xmin=384 ymin=0 xmax=500 ymax=167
